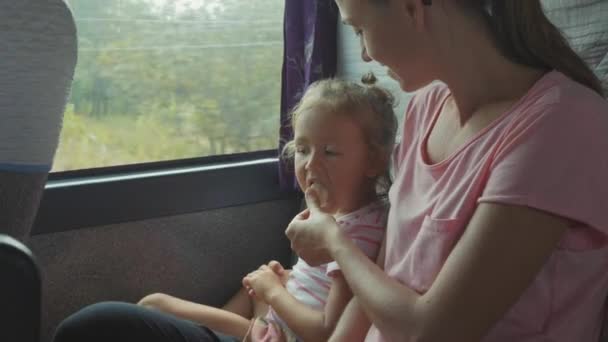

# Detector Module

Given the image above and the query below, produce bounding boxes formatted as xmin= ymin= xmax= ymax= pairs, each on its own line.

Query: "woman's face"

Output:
xmin=335 ymin=0 xmax=436 ymax=91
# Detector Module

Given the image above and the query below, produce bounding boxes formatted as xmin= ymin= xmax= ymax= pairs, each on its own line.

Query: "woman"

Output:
xmin=286 ymin=0 xmax=608 ymax=341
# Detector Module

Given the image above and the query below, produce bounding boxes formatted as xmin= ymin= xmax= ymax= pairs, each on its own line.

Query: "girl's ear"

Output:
xmin=365 ymin=151 xmax=388 ymax=178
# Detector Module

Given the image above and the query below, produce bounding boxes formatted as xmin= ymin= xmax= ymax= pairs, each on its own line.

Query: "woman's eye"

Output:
xmin=295 ymin=147 xmax=307 ymax=154
xmin=354 ymin=29 xmax=362 ymax=37
xmin=325 ymin=148 xmax=339 ymax=156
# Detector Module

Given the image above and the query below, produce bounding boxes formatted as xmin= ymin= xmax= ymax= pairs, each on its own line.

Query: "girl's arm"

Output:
xmin=327 ymin=202 xmax=568 ymax=342
xmin=328 ymin=236 xmax=385 ymax=342
xmin=138 ymin=293 xmax=251 ymax=338
xmin=262 ymin=273 xmax=353 ymax=342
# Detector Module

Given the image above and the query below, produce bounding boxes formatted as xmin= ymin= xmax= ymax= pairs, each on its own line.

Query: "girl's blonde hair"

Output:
xmin=282 ymin=73 xmax=398 ymax=196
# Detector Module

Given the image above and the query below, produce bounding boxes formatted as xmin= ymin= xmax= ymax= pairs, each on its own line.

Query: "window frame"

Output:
xmin=33 ymin=1 xmax=299 ymax=235
xmin=33 ymin=150 xmax=301 ymax=235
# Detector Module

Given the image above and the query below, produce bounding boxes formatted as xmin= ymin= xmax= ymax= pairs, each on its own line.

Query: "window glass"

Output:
xmin=55 ymin=0 xmax=284 ymax=171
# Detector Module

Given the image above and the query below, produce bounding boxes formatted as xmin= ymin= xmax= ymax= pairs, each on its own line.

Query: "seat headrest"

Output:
xmin=0 ymin=0 xmax=77 ymax=173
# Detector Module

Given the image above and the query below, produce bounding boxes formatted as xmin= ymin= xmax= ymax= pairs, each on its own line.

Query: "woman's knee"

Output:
xmin=53 ymin=301 xmax=140 ymax=341
xmin=54 ymin=300 xmax=220 ymax=342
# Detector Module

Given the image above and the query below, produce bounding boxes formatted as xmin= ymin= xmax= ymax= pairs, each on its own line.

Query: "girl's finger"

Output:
xmin=268 ymin=260 xmax=284 ymax=274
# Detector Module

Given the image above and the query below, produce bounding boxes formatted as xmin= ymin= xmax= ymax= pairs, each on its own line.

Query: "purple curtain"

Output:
xmin=278 ymin=0 xmax=338 ymax=191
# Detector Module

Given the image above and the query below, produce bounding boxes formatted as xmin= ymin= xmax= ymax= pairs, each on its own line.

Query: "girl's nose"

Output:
xmin=305 ymin=151 xmax=320 ymax=171
xmin=361 ymin=46 xmax=372 ymax=62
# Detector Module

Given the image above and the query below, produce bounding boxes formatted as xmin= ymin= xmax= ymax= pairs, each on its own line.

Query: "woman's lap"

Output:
xmin=53 ymin=301 xmax=237 ymax=342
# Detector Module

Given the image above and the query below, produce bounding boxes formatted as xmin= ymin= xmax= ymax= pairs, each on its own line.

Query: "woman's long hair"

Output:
xmin=474 ymin=0 xmax=604 ymax=97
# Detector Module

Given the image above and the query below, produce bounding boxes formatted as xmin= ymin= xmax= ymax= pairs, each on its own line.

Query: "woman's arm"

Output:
xmin=288 ymin=194 xmax=569 ymax=342
xmin=245 ymin=266 xmax=353 ymax=342
xmin=328 ymin=236 xmax=385 ymax=342
xmin=329 ymin=202 xmax=568 ymax=342
xmin=328 ymin=298 xmax=370 ymax=342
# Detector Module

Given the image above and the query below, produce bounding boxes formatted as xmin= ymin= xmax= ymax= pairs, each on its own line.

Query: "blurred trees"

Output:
xmin=55 ymin=0 xmax=283 ymax=170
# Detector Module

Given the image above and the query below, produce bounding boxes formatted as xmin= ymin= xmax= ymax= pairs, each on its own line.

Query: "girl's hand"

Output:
xmin=242 ymin=264 xmax=286 ymax=302
xmin=285 ymin=185 xmax=345 ymax=266
xmin=268 ymin=260 xmax=291 ymax=286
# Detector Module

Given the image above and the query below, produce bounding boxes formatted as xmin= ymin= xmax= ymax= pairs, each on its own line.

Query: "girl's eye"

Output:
xmin=295 ymin=146 xmax=307 ymax=154
xmin=354 ymin=28 xmax=363 ymax=37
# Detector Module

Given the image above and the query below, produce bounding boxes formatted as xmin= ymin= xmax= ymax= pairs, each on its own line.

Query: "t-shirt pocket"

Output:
xmin=403 ymin=215 xmax=465 ymax=293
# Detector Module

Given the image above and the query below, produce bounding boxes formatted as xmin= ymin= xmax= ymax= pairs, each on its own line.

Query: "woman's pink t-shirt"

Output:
xmin=365 ymin=71 xmax=608 ymax=341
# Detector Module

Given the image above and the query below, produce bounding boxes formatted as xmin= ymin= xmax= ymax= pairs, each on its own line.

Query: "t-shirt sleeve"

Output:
xmin=393 ymin=82 xmax=450 ymax=174
xmin=478 ymin=99 xmax=608 ymax=236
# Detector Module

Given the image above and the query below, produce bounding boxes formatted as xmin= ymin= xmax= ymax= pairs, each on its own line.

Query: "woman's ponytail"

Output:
xmin=480 ymin=0 xmax=604 ymax=97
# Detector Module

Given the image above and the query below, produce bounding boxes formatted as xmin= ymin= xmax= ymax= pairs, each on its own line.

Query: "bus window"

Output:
xmin=55 ymin=0 xmax=284 ymax=171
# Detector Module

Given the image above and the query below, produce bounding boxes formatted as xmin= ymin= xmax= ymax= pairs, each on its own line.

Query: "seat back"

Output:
xmin=0 ymin=234 xmax=41 ymax=342
xmin=543 ymin=0 xmax=608 ymax=95
xmin=0 ymin=0 xmax=77 ymax=240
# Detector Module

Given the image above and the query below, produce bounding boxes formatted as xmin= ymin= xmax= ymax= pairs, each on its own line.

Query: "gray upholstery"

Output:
xmin=0 ymin=172 xmax=48 ymax=241
xmin=543 ymin=0 xmax=608 ymax=95
xmin=0 ymin=1 xmax=76 ymax=341
xmin=0 ymin=0 xmax=77 ymax=240
xmin=30 ymin=199 xmax=299 ymax=342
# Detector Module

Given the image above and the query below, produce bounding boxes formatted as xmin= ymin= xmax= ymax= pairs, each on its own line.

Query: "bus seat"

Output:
xmin=0 ymin=0 xmax=77 ymax=241
xmin=543 ymin=0 xmax=608 ymax=94
xmin=0 ymin=234 xmax=41 ymax=342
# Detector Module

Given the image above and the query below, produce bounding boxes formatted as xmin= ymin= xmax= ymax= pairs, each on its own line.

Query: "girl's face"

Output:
xmin=293 ymin=105 xmax=379 ymax=216
xmin=335 ymin=0 xmax=436 ymax=91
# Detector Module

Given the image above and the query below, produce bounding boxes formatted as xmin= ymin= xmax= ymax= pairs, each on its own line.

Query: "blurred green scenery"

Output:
xmin=55 ymin=0 xmax=284 ymax=171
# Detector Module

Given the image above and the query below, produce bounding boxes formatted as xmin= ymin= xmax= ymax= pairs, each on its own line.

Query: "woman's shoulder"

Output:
xmin=404 ymin=81 xmax=451 ymax=130
xmin=507 ymin=71 xmax=608 ymax=144
xmin=522 ymin=70 xmax=608 ymax=118
xmin=409 ymin=81 xmax=451 ymax=113
xmin=482 ymin=71 xmax=608 ymax=239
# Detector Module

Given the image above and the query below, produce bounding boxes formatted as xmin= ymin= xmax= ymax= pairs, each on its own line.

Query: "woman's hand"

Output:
xmin=285 ymin=186 xmax=346 ymax=266
xmin=242 ymin=264 xmax=286 ymax=303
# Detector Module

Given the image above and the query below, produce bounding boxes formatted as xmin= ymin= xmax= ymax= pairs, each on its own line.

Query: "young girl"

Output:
xmin=239 ymin=74 xmax=397 ymax=342
xmin=52 ymin=75 xmax=398 ymax=342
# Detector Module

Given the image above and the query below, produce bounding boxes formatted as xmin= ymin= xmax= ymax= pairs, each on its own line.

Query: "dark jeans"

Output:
xmin=53 ymin=301 xmax=241 ymax=342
